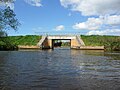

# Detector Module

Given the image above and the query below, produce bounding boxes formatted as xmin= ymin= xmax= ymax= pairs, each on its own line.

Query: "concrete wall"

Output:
xmin=71 ymin=39 xmax=80 ymax=48
xmin=41 ymin=38 xmax=50 ymax=49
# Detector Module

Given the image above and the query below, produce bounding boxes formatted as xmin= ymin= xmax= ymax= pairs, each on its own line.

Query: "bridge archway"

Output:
xmin=52 ymin=39 xmax=71 ymax=49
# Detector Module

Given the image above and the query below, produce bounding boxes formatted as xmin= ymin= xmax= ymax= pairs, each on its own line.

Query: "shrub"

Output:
xmin=0 ymin=37 xmax=18 ymax=50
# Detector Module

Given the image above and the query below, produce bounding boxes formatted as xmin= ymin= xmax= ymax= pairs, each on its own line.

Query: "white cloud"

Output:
xmin=73 ymin=15 xmax=120 ymax=30
xmin=0 ymin=0 xmax=15 ymax=9
xmin=60 ymin=0 xmax=120 ymax=16
xmin=87 ymin=29 xmax=120 ymax=36
xmin=73 ymin=17 xmax=103 ymax=30
xmin=55 ymin=25 xmax=65 ymax=31
xmin=0 ymin=0 xmax=42 ymax=8
xmin=24 ymin=0 xmax=42 ymax=7
xmin=61 ymin=0 xmax=120 ymax=35
xmin=104 ymin=15 xmax=120 ymax=25
xmin=73 ymin=22 xmax=87 ymax=30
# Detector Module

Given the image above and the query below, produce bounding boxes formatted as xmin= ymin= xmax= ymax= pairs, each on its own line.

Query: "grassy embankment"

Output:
xmin=0 ymin=35 xmax=41 ymax=50
xmin=0 ymin=35 xmax=120 ymax=51
xmin=81 ymin=35 xmax=120 ymax=51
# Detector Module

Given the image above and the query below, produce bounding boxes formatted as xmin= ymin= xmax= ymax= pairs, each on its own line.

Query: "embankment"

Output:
xmin=0 ymin=35 xmax=120 ymax=51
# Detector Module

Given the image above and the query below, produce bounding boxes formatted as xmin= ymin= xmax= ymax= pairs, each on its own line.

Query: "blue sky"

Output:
xmin=1 ymin=0 xmax=120 ymax=36
xmin=9 ymin=0 xmax=87 ymax=35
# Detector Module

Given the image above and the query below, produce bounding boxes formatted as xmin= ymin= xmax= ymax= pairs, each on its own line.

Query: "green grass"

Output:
xmin=81 ymin=35 xmax=120 ymax=51
xmin=0 ymin=35 xmax=41 ymax=50
xmin=81 ymin=35 xmax=104 ymax=46
xmin=81 ymin=35 xmax=120 ymax=46
xmin=7 ymin=35 xmax=41 ymax=45
xmin=0 ymin=35 xmax=120 ymax=51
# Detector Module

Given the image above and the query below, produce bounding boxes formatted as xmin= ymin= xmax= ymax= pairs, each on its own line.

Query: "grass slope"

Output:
xmin=81 ymin=35 xmax=120 ymax=46
xmin=0 ymin=35 xmax=120 ymax=51
xmin=81 ymin=35 xmax=120 ymax=51
xmin=7 ymin=35 xmax=41 ymax=45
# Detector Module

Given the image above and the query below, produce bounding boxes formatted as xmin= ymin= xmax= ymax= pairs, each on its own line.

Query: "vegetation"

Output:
xmin=103 ymin=37 xmax=120 ymax=51
xmin=81 ymin=35 xmax=104 ymax=46
xmin=81 ymin=35 xmax=120 ymax=51
xmin=0 ymin=35 xmax=120 ymax=51
xmin=0 ymin=37 xmax=18 ymax=50
xmin=2 ymin=35 xmax=41 ymax=45
xmin=0 ymin=35 xmax=41 ymax=50
xmin=54 ymin=40 xmax=70 ymax=47
xmin=0 ymin=4 xmax=20 ymax=50
xmin=61 ymin=42 xmax=70 ymax=47
xmin=0 ymin=7 xmax=20 ymax=34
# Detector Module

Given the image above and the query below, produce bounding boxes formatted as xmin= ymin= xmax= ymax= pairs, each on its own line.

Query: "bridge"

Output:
xmin=37 ymin=35 xmax=85 ymax=49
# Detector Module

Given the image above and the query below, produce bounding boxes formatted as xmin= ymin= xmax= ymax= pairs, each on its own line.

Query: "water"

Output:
xmin=0 ymin=49 xmax=120 ymax=90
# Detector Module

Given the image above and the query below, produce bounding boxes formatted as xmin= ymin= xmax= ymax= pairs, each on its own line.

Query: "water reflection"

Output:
xmin=0 ymin=49 xmax=120 ymax=90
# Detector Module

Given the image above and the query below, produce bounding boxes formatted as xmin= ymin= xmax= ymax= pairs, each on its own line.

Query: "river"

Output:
xmin=0 ymin=48 xmax=120 ymax=90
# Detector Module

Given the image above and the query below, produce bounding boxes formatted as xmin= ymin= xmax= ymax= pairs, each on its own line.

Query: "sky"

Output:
xmin=0 ymin=0 xmax=120 ymax=36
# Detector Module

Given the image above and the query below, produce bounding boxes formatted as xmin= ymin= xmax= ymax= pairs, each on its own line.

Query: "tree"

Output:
xmin=0 ymin=1 xmax=20 ymax=50
xmin=0 ymin=0 xmax=20 ymax=37
xmin=0 ymin=7 xmax=20 ymax=37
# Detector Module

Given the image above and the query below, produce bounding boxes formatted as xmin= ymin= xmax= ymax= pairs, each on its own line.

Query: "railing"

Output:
xmin=35 ymin=32 xmax=83 ymax=36
xmin=76 ymin=35 xmax=85 ymax=46
xmin=37 ymin=35 xmax=47 ymax=46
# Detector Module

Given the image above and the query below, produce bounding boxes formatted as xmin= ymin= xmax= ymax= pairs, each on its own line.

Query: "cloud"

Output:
xmin=86 ymin=29 xmax=120 ymax=36
xmin=0 ymin=0 xmax=15 ymax=9
xmin=55 ymin=25 xmax=65 ymax=31
xmin=73 ymin=17 xmax=103 ymax=30
xmin=60 ymin=0 xmax=120 ymax=16
xmin=24 ymin=0 xmax=42 ymax=7
xmin=0 ymin=0 xmax=42 ymax=9
xmin=61 ymin=0 xmax=120 ymax=35
xmin=73 ymin=15 xmax=120 ymax=30
xmin=104 ymin=15 xmax=120 ymax=25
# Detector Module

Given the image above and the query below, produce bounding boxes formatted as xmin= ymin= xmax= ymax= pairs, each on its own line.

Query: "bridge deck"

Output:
xmin=47 ymin=35 xmax=76 ymax=39
xmin=35 ymin=32 xmax=83 ymax=36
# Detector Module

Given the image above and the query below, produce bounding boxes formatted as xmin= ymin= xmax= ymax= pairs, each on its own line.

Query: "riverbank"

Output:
xmin=72 ymin=46 xmax=104 ymax=50
xmin=18 ymin=45 xmax=104 ymax=50
xmin=0 ymin=35 xmax=120 ymax=51
xmin=18 ymin=45 xmax=40 ymax=49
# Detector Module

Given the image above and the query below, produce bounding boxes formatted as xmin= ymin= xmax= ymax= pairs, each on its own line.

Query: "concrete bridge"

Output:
xmin=37 ymin=35 xmax=85 ymax=49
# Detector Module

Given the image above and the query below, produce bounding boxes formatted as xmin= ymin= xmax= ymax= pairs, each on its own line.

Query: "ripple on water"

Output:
xmin=0 ymin=50 xmax=120 ymax=90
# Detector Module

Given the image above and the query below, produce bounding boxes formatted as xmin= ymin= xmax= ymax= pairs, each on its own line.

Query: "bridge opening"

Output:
xmin=37 ymin=35 xmax=85 ymax=49
xmin=52 ymin=39 xmax=71 ymax=49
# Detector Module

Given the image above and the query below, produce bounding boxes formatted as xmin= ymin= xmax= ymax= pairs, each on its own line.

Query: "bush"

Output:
xmin=0 ymin=35 xmax=41 ymax=50
xmin=0 ymin=37 xmax=18 ymax=50
xmin=104 ymin=37 xmax=120 ymax=51
xmin=81 ymin=35 xmax=120 ymax=51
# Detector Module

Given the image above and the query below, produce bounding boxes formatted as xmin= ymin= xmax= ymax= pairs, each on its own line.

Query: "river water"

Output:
xmin=0 ymin=48 xmax=120 ymax=90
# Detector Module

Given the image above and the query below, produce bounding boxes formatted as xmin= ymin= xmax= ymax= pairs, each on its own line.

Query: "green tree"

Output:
xmin=0 ymin=0 xmax=20 ymax=50
xmin=0 ymin=6 xmax=20 ymax=37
